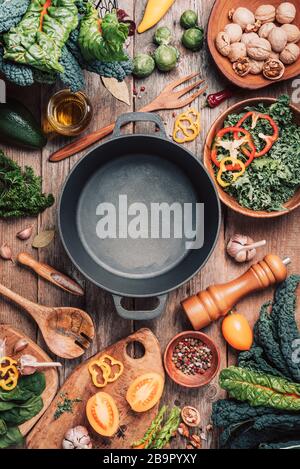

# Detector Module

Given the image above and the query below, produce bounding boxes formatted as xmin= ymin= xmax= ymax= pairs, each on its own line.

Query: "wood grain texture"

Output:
xmin=207 ymin=0 xmax=300 ymax=89
xmin=0 ymin=0 xmax=299 ymax=450
xmin=26 ymin=328 xmax=164 ymax=449
xmin=0 ymin=324 xmax=58 ymax=436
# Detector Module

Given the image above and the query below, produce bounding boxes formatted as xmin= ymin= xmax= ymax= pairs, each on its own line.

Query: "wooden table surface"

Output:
xmin=1 ymin=0 xmax=299 ymax=449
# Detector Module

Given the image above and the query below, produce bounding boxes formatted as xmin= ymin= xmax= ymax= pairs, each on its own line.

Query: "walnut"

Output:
xmin=281 ymin=24 xmax=300 ymax=43
xmin=228 ymin=42 xmax=247 ymax=62
xmin=224 ymin=23 xmax=243 ymax=43
xmin=263 ymin=58 xmax=285 ymax=80
xmin=241 ymin=32 xmax=259 ymax=46
xmin=254 ymin=4 xmax=276 ymax=23
xmin=249 ymin=58 xmax=265 ymax=74
xmin=280 ymin=43 xmax=300 ymax=64
xmin=245 ymin=20 xmax=262 ymax=33
xmin=215 ymin=31 xmax=231 ymax=56
xmin=233 ymin=57 xmax=251 ymax=76
xmin=268 ymin=27 xmax=288 ymax=52
xmin=228 ymin=8 xmax=235 ymax=21
xmin=232 ymin=7 xmax=255 ymax=30
xmin=258 ymin=22 xmax=275 ymax=39
xmin=276 ymin=2 xmax=296 ymax=24
xmin=269 ymin=50 xmax=280 ymax=59
xmin=247 ymin=37 xmax=271 ymax=60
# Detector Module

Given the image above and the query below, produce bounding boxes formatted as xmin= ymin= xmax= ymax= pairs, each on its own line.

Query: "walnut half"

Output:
xmin=233 ymin=57 xmax=251 ymax=76
xmin=263 ymin=58 xmax=285 ymax=80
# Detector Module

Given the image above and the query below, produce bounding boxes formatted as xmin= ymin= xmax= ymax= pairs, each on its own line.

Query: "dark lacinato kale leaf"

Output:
xmin=212 ymin=399 xmax=278 ymax=428
xmin=0 ymin=46 xmax=34 ymax=87
xmin=59 ymin=46 xmax=85 ymax=92
xmin=238 ymin=343 xmax=286 ymax=378
xmin=260 ymin=440 xmax=300 ymax=449
xmin=0 ymin=0 xmax=30 ymax=33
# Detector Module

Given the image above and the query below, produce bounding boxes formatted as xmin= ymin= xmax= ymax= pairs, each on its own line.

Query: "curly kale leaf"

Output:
xmin=0 ymin=0 xmax=30 ymax=33
xmin=0 ymin=151 xmax=54 ymax=218
xmin=271 ymin=275 xmax=300 ymax=382
xmin=0 ymin=46 xmax=34 ymax=87
xmin=59 ymin=46 xmax=85 ymax=91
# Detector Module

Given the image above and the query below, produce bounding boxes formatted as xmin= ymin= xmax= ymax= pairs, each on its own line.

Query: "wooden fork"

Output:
xmin=49 ymin=73 xmax=207 ymax=162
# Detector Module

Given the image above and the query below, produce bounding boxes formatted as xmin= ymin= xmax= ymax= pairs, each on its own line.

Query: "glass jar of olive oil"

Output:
xmin=45 ymin=89 xmax=93 ymax=137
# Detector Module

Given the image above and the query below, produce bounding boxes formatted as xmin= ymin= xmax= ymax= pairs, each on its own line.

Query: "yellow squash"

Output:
xmin=138 ymin=0 xmax=176 ymax=33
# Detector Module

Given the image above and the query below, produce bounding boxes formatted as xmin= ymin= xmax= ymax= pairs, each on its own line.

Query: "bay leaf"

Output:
xmin=101 ymin=77 xmax=130 ymax=105
xmin=32 ymin=230 xmax=55 ymax=249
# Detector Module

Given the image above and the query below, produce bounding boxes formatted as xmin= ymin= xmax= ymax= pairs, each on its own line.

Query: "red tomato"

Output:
xmin=222 ymin=313 xmax=253 ymax=351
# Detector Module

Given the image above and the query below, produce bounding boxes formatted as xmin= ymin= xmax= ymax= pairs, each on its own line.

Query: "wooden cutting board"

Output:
xmin=0 ymin=324 xmax=59 ymax=436
xmin=27 ymin=328 xmax=165 ymax=449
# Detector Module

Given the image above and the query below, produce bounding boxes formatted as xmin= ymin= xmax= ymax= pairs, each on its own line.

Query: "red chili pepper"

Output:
xmin=206 ymin=89 xmax=233 ymax=108
xmin=235 ymin=111 xmax=279 ymax=158
xmin=211 ymin=126 xmax=256 ymax=171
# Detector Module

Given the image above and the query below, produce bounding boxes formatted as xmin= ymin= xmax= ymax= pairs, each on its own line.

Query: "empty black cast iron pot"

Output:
xmin=59 ymin=113 xmax=221 ymax=320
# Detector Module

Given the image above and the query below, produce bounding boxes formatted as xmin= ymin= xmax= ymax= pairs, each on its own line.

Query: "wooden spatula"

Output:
xmin=0 ymin=282 xmax=94 ymax=359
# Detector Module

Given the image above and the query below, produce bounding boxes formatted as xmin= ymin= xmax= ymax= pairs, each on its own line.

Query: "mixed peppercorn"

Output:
xmin=172 ymin=338 xmax=213 ymax=375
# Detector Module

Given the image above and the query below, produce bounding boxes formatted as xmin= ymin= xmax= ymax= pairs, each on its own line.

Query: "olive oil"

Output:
xmin=46 ymin=90 xmax=93 ymax=136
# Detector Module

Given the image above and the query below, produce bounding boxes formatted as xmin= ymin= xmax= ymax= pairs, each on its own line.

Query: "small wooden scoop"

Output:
xmin=0 ymin=282 xmax=95 ymax=359
xmin=17 ymin=252 xmax=84 ymax=296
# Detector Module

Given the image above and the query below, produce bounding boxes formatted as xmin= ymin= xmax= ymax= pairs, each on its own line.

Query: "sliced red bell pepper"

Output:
xmin=234 ymin=111 xmax=279 ymax=158
xmin=211 ymin=126 xmax=256 ymax=171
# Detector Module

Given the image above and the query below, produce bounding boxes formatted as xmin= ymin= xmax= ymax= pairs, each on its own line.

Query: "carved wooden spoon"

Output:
xmin=0 ymin=282 xmax=94 ymax=359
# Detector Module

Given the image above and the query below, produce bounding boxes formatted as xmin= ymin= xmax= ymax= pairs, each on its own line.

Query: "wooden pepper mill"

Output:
xmin=182 ymin=254 xmax=290 ymax=330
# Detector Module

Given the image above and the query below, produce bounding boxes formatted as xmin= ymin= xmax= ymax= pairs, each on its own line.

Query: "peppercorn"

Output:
xmin=172 ymin=338 xmax=213 ymax=376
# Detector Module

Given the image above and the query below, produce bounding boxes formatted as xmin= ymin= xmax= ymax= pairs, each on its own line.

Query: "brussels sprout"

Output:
xmin=180 ymin=10 xmax=198 ymax=29
xmin=154 ymin=26 xmax=172 ymax=45
xmin=182 ymin=27 xmax=204 ymax=51
xmin=154 ymin=45 xmax=179 ymax=72
xmin=133 ymin=53 xmax=155 ymax=78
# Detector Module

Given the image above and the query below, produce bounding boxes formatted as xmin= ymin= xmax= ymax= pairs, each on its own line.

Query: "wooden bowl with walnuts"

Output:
xmin=207 ymin=0 xmax=300 ymax=89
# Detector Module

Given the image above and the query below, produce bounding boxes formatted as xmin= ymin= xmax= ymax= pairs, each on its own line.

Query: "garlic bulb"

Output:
xmin=232 ymin=7 xmax=255 ymax=30
xmin=224 ymin=23 xmax=243 ymax=43
xmin=62 ymin=427 xmax=92 ymax=450
xmin=276 ymin=2 xmax=296 ymax=24
xmin=14 ymin=338 xmax=29 ymax=354
xmin=227 ymin=235 xmax=266 ymax=263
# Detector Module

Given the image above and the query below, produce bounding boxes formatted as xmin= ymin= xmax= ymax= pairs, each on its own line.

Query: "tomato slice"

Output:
xmin=126 ymin=373 xmax=164 ymax=413
xmin=86 ymin=392 xmax=119 ymax=437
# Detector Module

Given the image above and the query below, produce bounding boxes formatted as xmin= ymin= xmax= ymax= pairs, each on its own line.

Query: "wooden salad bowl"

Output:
xmin=204 ymin=97 xmax=300 ymax=218
xmin=207 ymin=0 xmax=300 ymax=89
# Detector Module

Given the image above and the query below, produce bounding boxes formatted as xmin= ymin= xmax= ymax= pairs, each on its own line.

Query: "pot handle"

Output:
xmin=112 ymin=112 xmax=167 ymax=139
xmin=112 ymin=294 xmax=168 ymax=321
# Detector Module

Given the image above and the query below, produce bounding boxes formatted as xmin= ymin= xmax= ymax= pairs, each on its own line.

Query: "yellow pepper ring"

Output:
xmin=173 ymin=108 xmax=201 ymax=144
xmin=0 ymin=364 xmax=19 ymax=391
xmin=100 ymin=354 xmax=124 ymax=383
xmin=88 ymin=361 xmax=111 ymax=388
xmin=217 ymin=157 xmax=246 ymax=188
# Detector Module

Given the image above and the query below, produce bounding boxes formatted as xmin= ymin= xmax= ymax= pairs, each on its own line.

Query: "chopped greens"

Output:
xmin=214 ymin=96 xmax=300 ymax=212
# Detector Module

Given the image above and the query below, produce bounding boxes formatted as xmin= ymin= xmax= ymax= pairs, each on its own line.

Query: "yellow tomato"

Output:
xmin=222 ymin=313 xmax=253 ymax=351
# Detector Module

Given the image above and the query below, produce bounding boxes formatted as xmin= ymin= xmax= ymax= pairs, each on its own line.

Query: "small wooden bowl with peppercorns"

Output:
xmin=164 ymin=332 xmax=220 ymax=388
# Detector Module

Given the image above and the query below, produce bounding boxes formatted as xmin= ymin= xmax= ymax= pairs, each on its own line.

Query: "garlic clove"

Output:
xmin=16 ymin=225 xmax=33 ymax=241
xmin=14 ymin=338 xmax=29 ymax=354
xmin=227 ymin=234 xmax=266 ymax=263
xmin=0 ymin=243 xmax=14 ymax=262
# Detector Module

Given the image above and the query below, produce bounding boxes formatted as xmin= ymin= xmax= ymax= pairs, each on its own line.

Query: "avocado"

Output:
xmin=0 ymin=98 xmax=47 ymax=150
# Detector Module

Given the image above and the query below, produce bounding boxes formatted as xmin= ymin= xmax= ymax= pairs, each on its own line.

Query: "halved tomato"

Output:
xmin=126 ymin=372 xmax=164 ymax=413
xmin=86 ymin=392 xmax=119 ymax=437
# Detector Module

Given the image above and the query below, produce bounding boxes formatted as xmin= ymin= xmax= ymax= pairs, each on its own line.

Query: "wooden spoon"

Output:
xmin=0 ymin=282 xmax=94 ymax=359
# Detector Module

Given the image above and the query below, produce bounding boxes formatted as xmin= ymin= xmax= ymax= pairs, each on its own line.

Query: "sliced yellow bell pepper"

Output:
xmin=217 ymin=157 xmax=246 ymax=188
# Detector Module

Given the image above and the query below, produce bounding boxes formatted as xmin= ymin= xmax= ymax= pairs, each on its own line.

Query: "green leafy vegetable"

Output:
xmin=216 ymin=96 xmax=300 ymax=212
xmin=133 ymin=405 xmax=167 ymax=449
xmin=0 ymin=151 xmax=54 ymax=218
xmin=54 ymin=392 xmax=82 ymax=420
xmin=220 ymin=366 xmax=300 ymax=411
xmin=0 ymin=46 xmax=35 ymax=87
xmin=0 ymin=419 xmax=7 ymax=436
xmin=78 ymin=4 xmax=129 ymax=62
xmin=260 ymin=440 xmax=300 ymax=449
xmin=0 ymin=426 xmax=23 ymax=449
xmin=0 ymin=0 xmax=30 ymax=33
xmin=0 ymin=396 xmax=43 ymax=425
xmin=148 ymin=407 xmax=181 ymax=449
xmin=4 ymin=0 xmax=79 ymax=73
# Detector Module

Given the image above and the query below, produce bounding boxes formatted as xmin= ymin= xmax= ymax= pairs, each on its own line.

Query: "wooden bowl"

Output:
xmin=164 ymin=331 xmax=220 ymax=388
xmin=204 ymin=97 xmax=300 ymax=218
xmin=207 ymin=0 xmax=300 ymax=89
